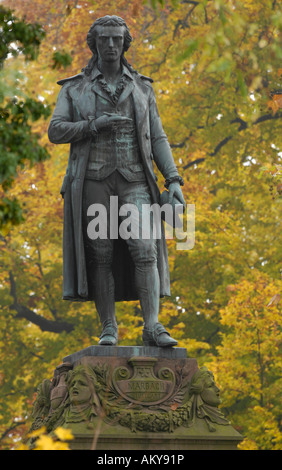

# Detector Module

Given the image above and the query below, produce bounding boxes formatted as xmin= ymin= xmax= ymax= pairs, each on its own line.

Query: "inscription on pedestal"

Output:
xmin=113 ymin=356 xmax=175 ymax=405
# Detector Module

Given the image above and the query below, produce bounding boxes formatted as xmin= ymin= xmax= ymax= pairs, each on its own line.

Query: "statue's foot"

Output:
xmin=142 ymin=322 xmax=178 ymax=348
xmin=99 ymin=324 xmax=118 ymax=346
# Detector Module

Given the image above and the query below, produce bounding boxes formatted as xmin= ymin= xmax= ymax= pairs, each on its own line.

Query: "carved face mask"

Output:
xmin=69 ymin=373 xmax=92 ymax=405
xmin=201 ymin=376 xmax=221 ymax=407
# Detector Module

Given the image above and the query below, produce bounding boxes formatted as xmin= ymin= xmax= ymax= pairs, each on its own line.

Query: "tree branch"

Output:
xmin=9 ymin=271 xmax=73 ymax=333
xmin=179 ymin=110 xmax=282 ymax=169
xmin=173 ymin=2 xmax=199 ymax=39
xmin=170 ymin=136 xmax=190 ymax=148
xmin=0 ymin=421 xmax=26 ymax=444
xmin=151 ymin=43 xmax=173 ymax=74
xmin=210 ymin=111 xmax=282 ymax=157
xmin=183 ymin=157 xmax=206 ymax=169
xmin=210 ymin=135 xmax=233 ymax=156
xmin=35 ymin=244 xmax=58 ymax=319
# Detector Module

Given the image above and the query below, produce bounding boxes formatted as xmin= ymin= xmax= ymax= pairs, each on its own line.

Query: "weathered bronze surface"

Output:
xmin=48 ymin=15 xmax=186 ymax=347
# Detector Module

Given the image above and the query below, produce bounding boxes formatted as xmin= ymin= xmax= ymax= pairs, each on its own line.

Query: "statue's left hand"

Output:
xmin=168 ymin=182 xmax=186 ymax=209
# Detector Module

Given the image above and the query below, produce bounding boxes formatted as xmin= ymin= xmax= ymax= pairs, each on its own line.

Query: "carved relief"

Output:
xmin=183 ymin=366 xmax=231 ymax=432
xmin=64 ymin=365 xmax=102 ymax=426
xmin=30 ymin=359 xmax=230 ymax=436
xmin=50 ymin=363 xmax=72 ymax=411
xmin=112 ymin=357 xmax=175 ymax=406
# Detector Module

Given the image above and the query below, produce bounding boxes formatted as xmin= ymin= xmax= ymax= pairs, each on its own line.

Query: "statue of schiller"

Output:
xmin=48 ymin=15 xmax=185 ymax=347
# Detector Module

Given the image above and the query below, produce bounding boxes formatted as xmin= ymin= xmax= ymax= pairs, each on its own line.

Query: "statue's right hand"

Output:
xmin=95 ymin=112 xmax=132 ymax=130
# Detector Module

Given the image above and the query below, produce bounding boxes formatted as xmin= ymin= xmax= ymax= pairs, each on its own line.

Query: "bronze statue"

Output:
xmin=48 ymin=15 xmax=185 ymax=347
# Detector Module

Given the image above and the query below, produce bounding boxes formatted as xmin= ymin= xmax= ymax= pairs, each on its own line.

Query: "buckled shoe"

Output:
xmin=142 ymin=322 xmax=178 ymax=347
xmin=99 ymin=324 xmax=118 ymax=346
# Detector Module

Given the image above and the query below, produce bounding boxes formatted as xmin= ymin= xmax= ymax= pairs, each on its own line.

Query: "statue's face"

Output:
xmin=95 ymin=25 xmax=125 ymax=63
xmin=69 ymin=373 xmax=92 ymax=405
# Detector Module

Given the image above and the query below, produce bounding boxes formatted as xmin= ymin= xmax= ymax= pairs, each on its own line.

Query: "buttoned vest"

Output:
xmin=86 ymin=87 xmax=146 ymax=183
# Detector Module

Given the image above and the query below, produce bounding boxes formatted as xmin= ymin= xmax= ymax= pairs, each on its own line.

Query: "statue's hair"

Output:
xmin=83 ymin=15 xmax=137 ymax=76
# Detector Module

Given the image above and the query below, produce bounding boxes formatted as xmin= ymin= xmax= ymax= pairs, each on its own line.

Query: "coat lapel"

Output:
xmin=91 ymin=80 xmax=113 ymax=104
xmin=75 ymin=79 xmax=96 ymax=120
xmin=117 ymin=80 xmax=135 ymax=106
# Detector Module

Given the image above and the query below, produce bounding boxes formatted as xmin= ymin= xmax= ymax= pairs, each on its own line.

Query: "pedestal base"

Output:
xmin=67 ymin=422 xmax=242 ymax=451
xmin=30 ymin=346 xmax=243 ymax=450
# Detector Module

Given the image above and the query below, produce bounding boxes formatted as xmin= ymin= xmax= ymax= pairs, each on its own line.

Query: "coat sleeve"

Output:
xmin=148 ymin=86 xmax=182 ymax=186
xmin=48 ymin=81 xmax=90 ymax=144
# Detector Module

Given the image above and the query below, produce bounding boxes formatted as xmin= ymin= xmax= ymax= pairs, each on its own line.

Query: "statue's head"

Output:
xmin=87 ymin=16 xmax=132 ymax=59
xmin=83 ymin=16 xmax=136 ymax=76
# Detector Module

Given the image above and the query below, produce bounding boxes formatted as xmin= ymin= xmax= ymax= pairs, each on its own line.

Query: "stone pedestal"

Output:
xmin=30 ymin=346 xmax=243 ymax=450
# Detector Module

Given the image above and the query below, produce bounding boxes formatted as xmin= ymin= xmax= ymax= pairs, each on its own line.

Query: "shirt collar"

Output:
xmin=90 ymin=62 xmax=133 ymax=82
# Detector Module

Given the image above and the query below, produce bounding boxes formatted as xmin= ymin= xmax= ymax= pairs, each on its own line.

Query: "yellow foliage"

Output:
xmin=33 ymin=435 xmax=70 ymax=451
xmin=17 ymin=427 xmax=73 ymax=451
xmin=54 ymin=427 xmax=74 ymax=442
xmin=209 ymin=271 xmax=282 ymax=450
xmin=0 ymin=0 xmax=281 ymax=451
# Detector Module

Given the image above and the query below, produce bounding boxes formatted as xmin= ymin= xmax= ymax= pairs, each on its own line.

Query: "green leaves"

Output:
xmin=0 ymin=197 xmax=23 ymax=228
xmin=236 ymin=70 xmax=248 ymax=98
xmin=0 ymin=6 xmax=45 ymax=66
xmin=52 ymin=51 xmax=73 ymax=70
xmin=0 ymin=6 xmax=50 ymax=231
xmin=0 ymin=97 xmax=51 ymax=185
xmin=176 ymin=39 xmax=199 ymax=63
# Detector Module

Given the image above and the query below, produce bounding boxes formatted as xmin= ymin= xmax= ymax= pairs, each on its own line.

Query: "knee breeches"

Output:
xmin=82 ymin=172 xmax=157 ymax=268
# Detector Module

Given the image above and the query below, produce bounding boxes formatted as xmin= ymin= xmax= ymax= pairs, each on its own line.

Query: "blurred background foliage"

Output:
xmin=0 ymin=0 xmax=281 ymax=450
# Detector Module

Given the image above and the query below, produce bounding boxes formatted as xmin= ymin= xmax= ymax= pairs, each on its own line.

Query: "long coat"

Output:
xmin=48 ymin=65 xmax=181 ymax=301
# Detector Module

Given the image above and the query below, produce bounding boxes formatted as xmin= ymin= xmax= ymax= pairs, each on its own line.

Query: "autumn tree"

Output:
xmin=0 ymin=0 xmax=281 ymax=449
xmin=209 ymin=271 xmax=282 ymax=450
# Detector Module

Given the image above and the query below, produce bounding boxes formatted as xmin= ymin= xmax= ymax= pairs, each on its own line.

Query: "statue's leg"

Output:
xmin=82 ymin=178 xmax=118 ymax=345
xmin=92 ymin=260 xmax=118 ymax=345
xmin=134 ymin=259 xmax=160 ymax=329
xmin=118 ymin=177 xmax=177 ymax=347
xmin=127 ymin=232 xmax=177 ymax=347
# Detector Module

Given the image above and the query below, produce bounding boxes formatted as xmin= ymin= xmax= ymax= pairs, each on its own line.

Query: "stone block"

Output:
xmin=29 ymin=346 xmax=243 ymax=450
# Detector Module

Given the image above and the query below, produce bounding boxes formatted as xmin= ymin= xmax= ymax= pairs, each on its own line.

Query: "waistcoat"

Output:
xmin=86 ymin=82 xmax=146 ymax=183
